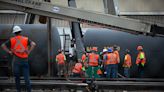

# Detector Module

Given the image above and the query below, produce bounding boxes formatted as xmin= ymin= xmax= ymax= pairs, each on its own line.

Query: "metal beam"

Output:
xmin=69 ymin=0 xmax=85 ymax=60
xmin=0 ymin=0 xmax=151 ymax=34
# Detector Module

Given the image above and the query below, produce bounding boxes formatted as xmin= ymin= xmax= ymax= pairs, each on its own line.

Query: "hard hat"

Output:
xmin=92 ymin=47 xmax=98 ymax=51
xmin=13 ymin=26 xmax=22 ymax=33
xmin=137 ymin=46 xmax=143 ymax=50
xmin=113 ymin=45 xmax=117 ymax=49
xmin=108 ymin=48 xmax=113 ymax=53
xmin=58 ymin=49 xmax=62 ymax=53
xmin=126 ymin=49 xmax=130 ymax=53
xmin=103 ymin=48 xmax=108 ymax=53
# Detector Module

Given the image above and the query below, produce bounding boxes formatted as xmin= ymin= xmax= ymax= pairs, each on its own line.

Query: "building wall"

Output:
xmin=114 ymin=0 xmax=164 ymax=15
xmin=0 ymin=13 xmax=25 ymax=24
xmin=76 ymin=0 xmax=105 ymax=13
xmin=51 ymin=0 xmax=68 ymax=7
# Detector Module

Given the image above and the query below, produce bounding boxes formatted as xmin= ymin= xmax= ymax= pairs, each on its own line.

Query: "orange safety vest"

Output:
xmin=81 ymin=54 xmax=88 ymax=67
xmin=123 ymin=54 xmax=132 ymax=68
xmin=88 ymin=53 xmax=99 ymax=66
xmin=106 ymin=53 xmax=117 ymax=65
xmin=10 ymin=35 xmax=28 ymax=58
xmin=103 ymin=53 xmax=108 ymax=65
xmin=56 ymin=53 xmax=65 ymax=64
xmin=81 ymin=54 xmax=86 ymax=62
xmin=114 ymin=50 xmax=120 ymax=63
xmin=72 ymin=63 xmax=82 ymax=73
xmin=136 ymin=51 xmax=146 ymax=64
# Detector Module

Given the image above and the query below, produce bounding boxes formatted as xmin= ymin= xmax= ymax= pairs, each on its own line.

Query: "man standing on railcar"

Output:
xmin=1 ymin=25 xmax=36 ymax=92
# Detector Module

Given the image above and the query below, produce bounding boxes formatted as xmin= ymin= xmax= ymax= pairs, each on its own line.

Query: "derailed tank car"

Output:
xmin=83 ymin=28 xmax=164 ymax=78
xmin=0 ymin=24 xmax=61 ymax=76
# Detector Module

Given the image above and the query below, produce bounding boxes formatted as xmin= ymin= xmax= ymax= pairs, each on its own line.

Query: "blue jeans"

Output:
xmin=115 ymin=64 xmax=118 ymax=78
xmin=124 ymin=67 xmax=130 ymax=78
xmin=106 ymin=64 xmax=117 ymax=78
xmin=13 ymin=56 xmax=31 ymax=92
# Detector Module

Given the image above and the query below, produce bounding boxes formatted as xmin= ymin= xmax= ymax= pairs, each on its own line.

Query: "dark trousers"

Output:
xmin=115 ymin=64 xmax=118 ymax=78
xmin=124 ymin=67 xmax=130 ymax=78
xmin=106 ymin=64 xmax=117 ymax=78
xmin=73 ymin=73 xmax=81 ymax=77
xmin=138 ymin=64 xmax=144 ymax=78
xmin=57 ymin=64 xmax=66 ymax=77
xmin=13 ymin=56 xmax=31 ymax=92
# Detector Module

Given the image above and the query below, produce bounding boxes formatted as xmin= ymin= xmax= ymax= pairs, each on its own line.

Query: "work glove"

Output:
xmin=82 ymin=67 xmax=85 ymax=71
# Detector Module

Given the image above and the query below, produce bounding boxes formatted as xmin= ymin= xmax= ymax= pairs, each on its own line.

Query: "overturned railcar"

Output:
xmin=0 ymin=24 xmax=61 ymax=76
xmin=83 ymin=28 xmax=164 ymax=78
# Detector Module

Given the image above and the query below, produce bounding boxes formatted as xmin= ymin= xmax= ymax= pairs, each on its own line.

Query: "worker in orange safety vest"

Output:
xmin=123 ymin=49 xmax=132 ymax=78
xmin=113 ymin=45 xmax=120 ymax=78
xmin=101 ymin=48 xmax=108 ymax=77
xmin=81 ymin=51 xmax=88 ymax=67
xmin=56 ymin=49 xmax=66 ymax=77
xmin=72 ymin=59 xmax=85 ymax=77
xmin=105 ymin=48 xmax=118 ymax=78
xmin=1 ymin=25 xmax=36 ymax=92
xmin=86 ymin=47 xmax=100 ymax=78
xmin=136 ymin=45 xmax=146 ymax=78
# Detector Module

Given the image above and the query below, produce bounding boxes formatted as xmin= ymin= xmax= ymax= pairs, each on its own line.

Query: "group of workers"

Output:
xmin=56 ymin=45 xmax=146 ymax=79
xmin=0 ymin=25 xmax=146 ymax=92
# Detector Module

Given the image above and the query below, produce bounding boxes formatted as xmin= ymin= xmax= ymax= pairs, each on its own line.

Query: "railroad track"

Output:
xmin=0 ymin=78 xmax=164 ymax=92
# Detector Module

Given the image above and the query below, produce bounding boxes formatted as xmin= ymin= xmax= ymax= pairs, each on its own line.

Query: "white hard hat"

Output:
xmin=103 ymin=48 xmax=108 ymax=53
xmin=12 ymin=26 xmax=22 ymax=33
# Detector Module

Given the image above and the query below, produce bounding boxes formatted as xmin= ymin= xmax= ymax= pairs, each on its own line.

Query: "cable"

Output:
xmin=10 ymin=11 xmax=19 ymax=34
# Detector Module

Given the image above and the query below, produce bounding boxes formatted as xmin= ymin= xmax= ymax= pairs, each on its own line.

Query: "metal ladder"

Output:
xmin=63 ymin=34 xmax=71 ymax=55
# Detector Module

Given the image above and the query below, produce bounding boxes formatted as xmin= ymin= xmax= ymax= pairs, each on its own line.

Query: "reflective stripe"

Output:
xmin=140 ymin=52 xmax=145 ymax=59
xmin=88 ymin=53 xmax=99 ymax=66
xmin=106 ymin=53 xmax=117 ymax=64
xmin=123 ymin=54 xmax=132 ymax=67
xmin=10 ymin=36 xmax=28 ymax=58
xmin=13 ymin=36 xmax=26 ymax=52
xmin=73 ymin=63 xmax=82 ymax=73
xmin=56 ymin=53 xmax=65 ymax=64
xmin=136 ymin=51 xmax=146 ymax=64
xmin=109 ymin=54 xmax=115 ymax=62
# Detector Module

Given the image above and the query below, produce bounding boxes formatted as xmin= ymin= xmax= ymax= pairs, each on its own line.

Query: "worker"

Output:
xmin=123 ymin=49 xmax=132 ymax=78
xmin=102 ymin=48 xmax=108 ymax=65
xmin=113 ymin=45 xmax=120 ymax=78
xmin=86 ymin=47 xmax=100 ymax=78
xmin=136 ymin=46 xmax=146 ymax=78
xmin=105 ymin=48 xmax=117 ymax=78
xmin=81 ymin=51 xmax=87 ymax=63
xmin=81 ymin=51 xmax=88 ymax=66
xmin=101 ymin=48 xmax=108 ymax=77
xmin=56 ymin=49 xmax=66 ymax=77
xmin=72 ymin=59 xmax=84 ymax=77
xmin=81 ymin=51 xmax=88 ymax=75
xmin=1 ymin=25 xmax=36 ymax=92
